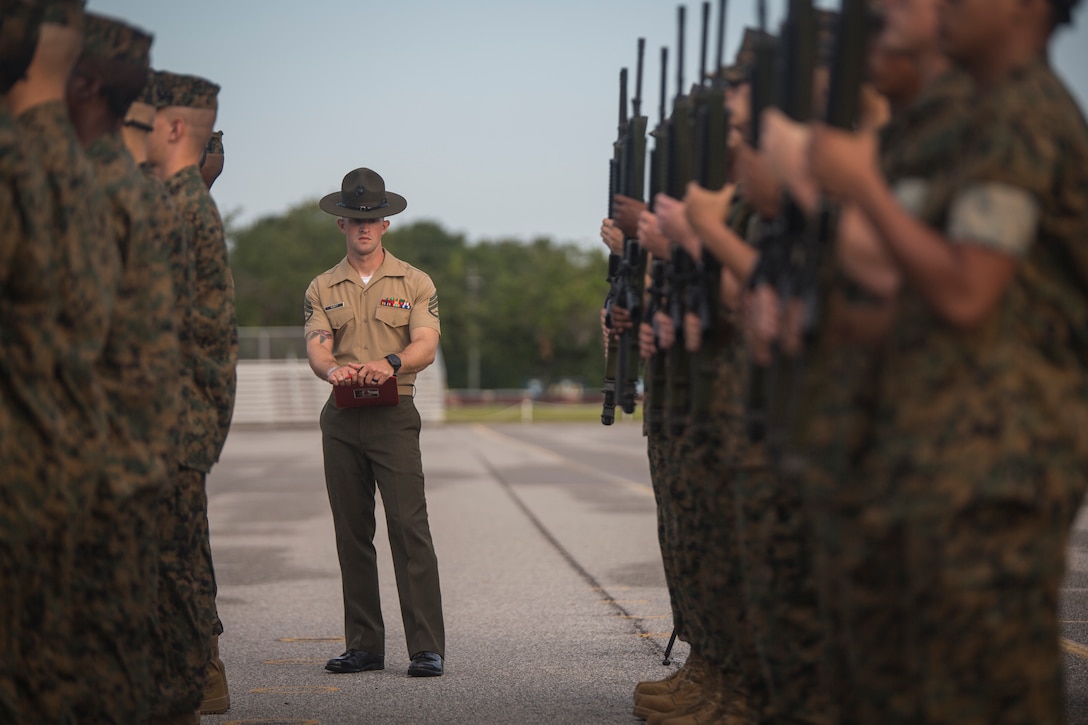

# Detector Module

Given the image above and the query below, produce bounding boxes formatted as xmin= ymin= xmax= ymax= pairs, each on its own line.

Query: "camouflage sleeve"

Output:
xmin=187 ymin=184 xmax=238 ymax=462
xmin=946 ymin=182 xmax=1039 ymax=258
xmin=944 ymin=88 xmax=1052 ymax=258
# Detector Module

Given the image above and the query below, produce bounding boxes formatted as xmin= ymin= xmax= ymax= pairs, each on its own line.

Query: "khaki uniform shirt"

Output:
xmin=304 ymin=249 xmax=441 ymax=391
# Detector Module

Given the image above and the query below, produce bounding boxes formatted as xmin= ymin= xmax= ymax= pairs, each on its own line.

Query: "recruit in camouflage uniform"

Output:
xmin=149 ymin=68 xmax=239 ymax=721
xmin=0 ymin=3 xmax=62 ymax=721
xmin=799 ymin=66 xmax=973 ymax=723
xmin=9 ymin=1 xmax=122 ymax=721
xmin=867 ymin=57 xmax=1088 ymax=725
xmin=734 ymin=16 xmax=843 ymax=723
xmin=802 ymin=0 xmax=1088 ymax=721
xmin=64 ymin=14 xmax=183 ymax=723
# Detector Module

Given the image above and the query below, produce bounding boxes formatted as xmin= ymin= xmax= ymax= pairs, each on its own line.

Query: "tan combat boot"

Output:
xmin=633 ymin=662 xmax=705 ymax=721
xmin=647 ymin=665 xmax=728 ymax=725
xmin=634 ymin=653 xmax=705 ymax=701
xmin=652 ymin=666 xmax=750 ymax=725
xmin=199 ymin=634 xmax=230 ymax=715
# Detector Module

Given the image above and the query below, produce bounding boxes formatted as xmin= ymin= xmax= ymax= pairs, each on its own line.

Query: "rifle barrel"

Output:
xmin=700 ymin=1 xmax=710 ymax=87
xmin=716 ymin=0 xmax=727 ymax=73
xmin=676 ymin=5 xmax=685 ymax=102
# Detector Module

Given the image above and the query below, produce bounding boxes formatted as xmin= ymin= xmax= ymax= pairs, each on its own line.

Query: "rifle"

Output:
xmin=780 ymin=0 xmax=870 ymax=462
xmin=645 ymin=45 xmax=670 ymax=436
xmin=663 ymin=4 xmax=697 ymax=437
xmin=617 ymin=40 xmax=649 ymax=416
xmin=797 ymin=0 xmax=869 ymax=342
xmin=744 ymin=0 xmax=817 ymax=447
xmin=689 ymin=0 xmax=732 ymax=418
xmin=601 ymin=67 xmax=628 ymax=426
xmin=743 ymin=0 xmax=779 ymax=443
xmin=601 ymin=41 xmax=649 ymax=425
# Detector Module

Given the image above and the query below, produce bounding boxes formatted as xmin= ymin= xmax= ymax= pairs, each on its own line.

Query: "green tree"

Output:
xmin=227 ymin=200 xmax=344 ymax=326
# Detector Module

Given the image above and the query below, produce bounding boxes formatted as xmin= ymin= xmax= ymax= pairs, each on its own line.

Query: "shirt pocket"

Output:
xmin=325 ymin=305 xmax=354 ymax=330
xmin=375 ymin=305 xmax=411 ymax=329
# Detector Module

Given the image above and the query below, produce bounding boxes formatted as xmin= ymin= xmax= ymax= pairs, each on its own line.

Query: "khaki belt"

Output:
xmin=398 ymin=385 xmax=415 ymax=398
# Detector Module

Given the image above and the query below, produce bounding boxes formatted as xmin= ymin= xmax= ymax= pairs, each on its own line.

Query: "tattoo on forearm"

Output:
xmin=306 ymin=329 xmax=333 ymax=344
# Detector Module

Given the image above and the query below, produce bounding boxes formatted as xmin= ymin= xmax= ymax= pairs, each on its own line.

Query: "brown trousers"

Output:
xmin=320 ymin=397 xmax=445 ymax=658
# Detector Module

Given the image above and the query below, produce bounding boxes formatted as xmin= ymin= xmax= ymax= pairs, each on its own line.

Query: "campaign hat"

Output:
xmin=319 ymin=168 xmax=407 ymax=219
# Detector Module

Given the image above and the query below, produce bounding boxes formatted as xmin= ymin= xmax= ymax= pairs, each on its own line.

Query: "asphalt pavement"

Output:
xmin=201 ymin=420 xmax=684 ymax=725
xmin=200 ymin=420 xmax=1088 ymax=725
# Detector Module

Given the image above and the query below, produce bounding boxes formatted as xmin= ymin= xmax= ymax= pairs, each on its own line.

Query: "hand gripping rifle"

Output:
xmin=743 ymin=0 xmax=814 ymax=447
xmin=796 ymin=0 xmax=869 ymax=342
xmin=781 ymin=0 xmax=870 ymax=459
xmin=601 ymin=42 xmax=649 ymax=425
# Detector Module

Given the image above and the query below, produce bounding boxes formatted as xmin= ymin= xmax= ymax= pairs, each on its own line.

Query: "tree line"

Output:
xmin=227 ymin=201 xmax=609 ymax=390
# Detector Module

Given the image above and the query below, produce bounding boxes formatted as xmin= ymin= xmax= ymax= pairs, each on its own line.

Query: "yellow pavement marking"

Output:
xmin=250 ymin=686 xmax=341 ymax=694
xmin=471 ymin=423 xmax=654 ymax=497
xmin=262 ymin=658 xmax=327 ymax=665
xmin=225 ymin=720 xmax=320 ymax=725
xmin=638 ymin=632 xmax=675 ymax=638
xmin=1062 ymin=638 xmax=1088 ymax=660
xmin=276 ymin=636 xmax=344 ymax=643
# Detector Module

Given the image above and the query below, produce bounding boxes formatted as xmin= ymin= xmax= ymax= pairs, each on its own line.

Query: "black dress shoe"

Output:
xmin=325 ymin=649 xmax=384 ymax=673
xmin=407 ymin=650 xmax=444 ymax=677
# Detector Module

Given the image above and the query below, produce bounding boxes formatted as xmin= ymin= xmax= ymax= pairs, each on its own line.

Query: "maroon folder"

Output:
xmin=333 ymin=376 xmax=400 ymax=409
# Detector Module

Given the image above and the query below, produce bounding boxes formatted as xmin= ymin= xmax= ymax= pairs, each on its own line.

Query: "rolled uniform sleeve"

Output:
xmin=304 ymin=278 xmax=332 ymax=338
xmin=946 ymin=183 xmax=1039 ymax=258
xmin=409 ymin=278 xmax=441 ymax=336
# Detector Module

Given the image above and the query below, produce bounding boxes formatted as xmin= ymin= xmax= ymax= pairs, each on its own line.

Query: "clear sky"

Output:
xmin=91 ymin=0 xmax=1088 ymax=249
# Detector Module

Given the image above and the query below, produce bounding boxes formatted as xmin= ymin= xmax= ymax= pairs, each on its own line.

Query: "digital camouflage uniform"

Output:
xmin=75 ymin=127 xmax=181 ymax=723
xmin=0 ymin=103 xmax=60 ymax=724
xmin=60 ymin=17 xmax=183 ymax=723
xmin=641 ymin=261 xmax=694 ymax=678
xmin=863 ymin=60 xmax=1088 ymax=725
xmin=732 ymin=201 xmax=833 ymax=725
xmin=153 ymin=70 xmax=238 ymax=719
xmin=17 ymin=86 xmax=121 ymax=721
xmin=798 ymin=70 xmax=973 ymax=725
xmin=686 ymin=192 xmax=764 ymax=721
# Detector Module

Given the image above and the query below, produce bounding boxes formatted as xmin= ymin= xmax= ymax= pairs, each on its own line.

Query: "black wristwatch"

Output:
xmin=385 ymin=353 xmax=402 ymax=375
